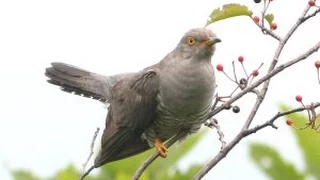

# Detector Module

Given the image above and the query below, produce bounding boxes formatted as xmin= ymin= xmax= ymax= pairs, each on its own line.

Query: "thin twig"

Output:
xmin=301 ymin=7 xmax=320 ymax=23
xmin=79 ymin=127 xmax=100 ymax=180
xmin=261 ymin=0 xmax=270 ymax=28
xmin=259 ymin=26 xmax=282 ymax=41
xmin=222 ymin=71 xmax=237 ymax=83
xmin=317 ymin=68 xmax=320 ymax=84
xmin=204 ymin=118 xmax=226 ymax=149
xmin=132 ymin=131 xmax=188 ymax=180
xmin=79 ymin=166 xmax=94 ymax=180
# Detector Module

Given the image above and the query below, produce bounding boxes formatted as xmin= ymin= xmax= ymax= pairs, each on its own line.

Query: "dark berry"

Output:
xmin=239 ymin=78 xmax=248 ymax=89
xmin=254 ymin=0 xmax=261 ymax=3
xmin=232 ymin=106 xmax=240 ymax=113
xmin=239 ymin=78 xmax=247 ymax=85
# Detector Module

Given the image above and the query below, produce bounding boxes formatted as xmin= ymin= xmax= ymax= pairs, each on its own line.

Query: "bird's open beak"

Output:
xmin=205 ymin=38 xmax=222 ymax=47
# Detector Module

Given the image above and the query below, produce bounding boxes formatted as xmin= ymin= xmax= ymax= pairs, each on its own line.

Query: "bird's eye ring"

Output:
xmin=187 ymin=37 xmax=196 ymax=46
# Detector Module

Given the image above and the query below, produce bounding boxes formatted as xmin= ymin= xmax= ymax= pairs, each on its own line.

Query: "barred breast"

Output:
xmin=144 ymin=58 xmax=215 ymax=146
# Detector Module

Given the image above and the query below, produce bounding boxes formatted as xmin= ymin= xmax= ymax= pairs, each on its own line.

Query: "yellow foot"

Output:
xmin=155 ymin=138 xmax=168 ymax=158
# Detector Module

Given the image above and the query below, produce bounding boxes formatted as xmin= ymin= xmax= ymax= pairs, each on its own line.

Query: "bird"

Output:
xmin=45 ymin=28 xmax=221 ymax=169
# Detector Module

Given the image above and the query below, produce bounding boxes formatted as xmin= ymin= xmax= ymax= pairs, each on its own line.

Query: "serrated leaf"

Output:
xmin=264 ymin=14 xmax=274 ymax=29
xmin=280 ymin=104 xmax=320 ymax=179
xmin=206 ymin=3 xmax=253 ymax=26
xmin=249 ymin=143 xmax=305 ymax=180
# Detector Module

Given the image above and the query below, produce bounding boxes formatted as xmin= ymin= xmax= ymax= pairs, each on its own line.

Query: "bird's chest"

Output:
xmin=158 ymin=61 xmax=215 ymax=115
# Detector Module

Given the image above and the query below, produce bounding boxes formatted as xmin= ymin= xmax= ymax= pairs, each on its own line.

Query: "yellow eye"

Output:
xmin=187 ymin=37 xmax=196 ymax=46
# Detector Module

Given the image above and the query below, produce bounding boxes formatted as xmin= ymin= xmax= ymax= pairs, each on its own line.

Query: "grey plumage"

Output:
xmin=45 ymin=28 xmax=220 ymax=168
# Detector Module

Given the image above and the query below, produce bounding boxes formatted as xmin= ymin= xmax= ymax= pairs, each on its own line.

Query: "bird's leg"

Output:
xmin=155 ymin=138 xmax=168 ymax=158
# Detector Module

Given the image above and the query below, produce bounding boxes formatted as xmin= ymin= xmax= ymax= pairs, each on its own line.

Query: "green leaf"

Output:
xmin=206 ymin=3 xmax=253 ymax=26
xmin=249 ymin=143 xmax=305 ymax=180
xmin=280 ymin=104 xmax=320 ymax=179
xmin=264 ymin=14 xmax=274 ymax=28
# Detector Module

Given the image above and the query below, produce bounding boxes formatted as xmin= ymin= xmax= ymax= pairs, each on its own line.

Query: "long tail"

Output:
xmin=45 ymin=62 xmax=112 ymax=102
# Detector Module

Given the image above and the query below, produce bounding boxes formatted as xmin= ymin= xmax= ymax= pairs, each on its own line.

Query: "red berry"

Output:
xmin=295 ymin=95 xmax=302 ymax=102
xmin=271 ymin=22 xmax=277 ymax=30
xmin=309 ymin=0 xmax=315 ymax=6
xmin=216 ymin=64 xmax=224 ymax=71
xmin=286 ymin=119 xmax=293 ymax=126
xmin=315 ymin=61 xmax=320 ymax=68
xmin=253 ymin=16 xmax=260 ymax=24
xmin=238 ymin=56 xmax=244 ymax=63
xmin=252 ymin=70 xmax=259 ymax=77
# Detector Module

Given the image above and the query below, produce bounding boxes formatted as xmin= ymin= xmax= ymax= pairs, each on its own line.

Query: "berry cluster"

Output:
xmin=252 ymin=15 xmax=277 ymax=30
xmin=216 ymin=55 xmax=263 ymax=89
xmin=286 ymin=95 xmax=320 ymax=132
xmin=215 ymin=56 xmax=264 ymax=114
xmin=252 ymin=0 xmax=278 ymax=31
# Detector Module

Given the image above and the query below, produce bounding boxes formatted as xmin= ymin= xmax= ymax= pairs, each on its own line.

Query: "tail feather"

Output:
xmin=45 ymin=62 xmax=111 ymax=101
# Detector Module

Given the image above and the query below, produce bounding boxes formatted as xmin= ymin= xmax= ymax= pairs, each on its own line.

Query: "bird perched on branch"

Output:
xmin=45 ymin=28 xmax=221 ymax=169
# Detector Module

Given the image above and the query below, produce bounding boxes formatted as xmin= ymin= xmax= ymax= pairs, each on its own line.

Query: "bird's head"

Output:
xmin=176 ymin=28 xmax=221 ymax=60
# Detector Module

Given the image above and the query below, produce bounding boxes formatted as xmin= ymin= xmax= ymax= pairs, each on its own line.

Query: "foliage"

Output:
xmin=11 ymin=131 xmax=206 ymax=180
xmin=206 ymin=3 xmax=276 ymax=29
xmin=249 ymin=105 xmax=320 ymax=180
xmin=206 ymin=3 xmax=253 ymax=26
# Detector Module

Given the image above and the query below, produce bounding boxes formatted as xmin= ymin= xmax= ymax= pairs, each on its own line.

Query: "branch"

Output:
xmin=195 ymin=5 xmax=319 ymax=179
xmin=193 ymin=102 xmax=320 ymax=180
xmin=301 ymin=7 xmax=320 ymax=23
xmin=258 ymin=26 xmax=282 ymax=41
xmin=244 ymin=102 xmax=320 ymax=135
xmin=79 ymin=127 xmax=100 ymax=180
xmin=204 ymin=118 xmax=226 ymax=149
xmin=132 ymin=131 xmax=188 ymax=180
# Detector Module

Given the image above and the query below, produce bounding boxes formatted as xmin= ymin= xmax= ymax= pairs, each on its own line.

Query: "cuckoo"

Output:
xmin=45 ymin=28 xmax=221 ymax=168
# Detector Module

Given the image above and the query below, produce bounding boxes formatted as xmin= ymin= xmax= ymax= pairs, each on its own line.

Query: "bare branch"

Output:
xmin=194 ymin=102 xmax=320 ymax=180
xmin=244 ymin=102 xmax=320 ymax=135
xmin=301 ymin=7 xmax=320 ymax=23
xmin=79 ymin=127 xmax=100 ymax=180
xmin=195 ymin=5 xmax=319 ymax=179
xmin=259 ymin=26 xmax=282 ymax=41
xmin=204 ymin=118 xmax=226 ymax=149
